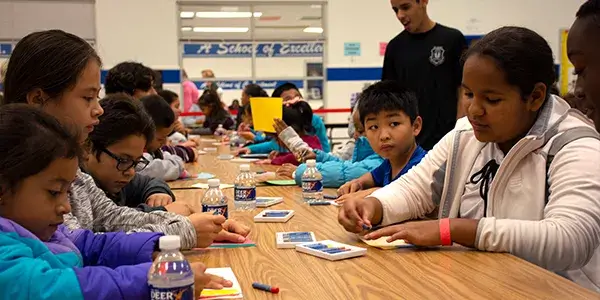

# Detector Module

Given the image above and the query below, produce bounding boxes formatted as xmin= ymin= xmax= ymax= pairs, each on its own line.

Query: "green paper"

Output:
xmin=266 ymin=179 xmax=297 ymax=186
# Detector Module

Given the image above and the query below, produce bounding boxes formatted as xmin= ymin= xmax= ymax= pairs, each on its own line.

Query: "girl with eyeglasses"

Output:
xmin=83 ymin=93 xmax=191 ymax=215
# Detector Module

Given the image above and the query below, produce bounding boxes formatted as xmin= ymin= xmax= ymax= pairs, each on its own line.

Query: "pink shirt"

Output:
xmin=182 ymin=80 xmax=200 ymax=112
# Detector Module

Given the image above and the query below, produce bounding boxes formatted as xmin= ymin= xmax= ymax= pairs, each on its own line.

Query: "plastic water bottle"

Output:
xmin=234 ymin=164 xmax=256 ymax=211
xmin=201 ymin=179 xmax=228 ymax=218
xmin=229 ymin=131 xmax=241 ymax=149
xmin=302 ymin=159 xmax=323 ymax=203
xmin=214 ymin=124 xmax=227 ymax=141
xmin=148 ymin=236 xmax=194 ymax=300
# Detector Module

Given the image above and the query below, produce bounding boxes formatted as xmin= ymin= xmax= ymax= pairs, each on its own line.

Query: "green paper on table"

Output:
xmin=250 ymin=97 xmax=282 ymax=133
xmin=207 ymin=238 xmax=256 ymax=249
xmin=265 ymin=179 xmax=297 ymax=186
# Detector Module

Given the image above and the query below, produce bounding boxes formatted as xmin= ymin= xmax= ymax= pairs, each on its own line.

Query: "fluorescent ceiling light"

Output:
xmin=181 ymin=27 xmax=192 ymax=32
xmin=303 ymin=27 xmax=323 ymax=33
xmin=311 ymin=4 xmax=322 ymax=9
xmin=180 ymin=11 xmax=195 ymax=18
xmin=195 ymin=11 xmax=262 ymax=18
xmin=193 ymin=27 xmax=249 ymax=33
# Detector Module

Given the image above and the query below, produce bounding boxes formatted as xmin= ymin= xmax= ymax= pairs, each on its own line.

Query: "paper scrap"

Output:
xmin=359 ymin=236 xmax=413 ymax=250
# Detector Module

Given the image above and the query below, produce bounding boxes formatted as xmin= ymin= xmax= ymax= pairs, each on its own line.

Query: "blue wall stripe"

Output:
xmin=96 ymin=65 xmax=561 ymax=85
xmin=100 ymin=69 xmax=181 ymax=84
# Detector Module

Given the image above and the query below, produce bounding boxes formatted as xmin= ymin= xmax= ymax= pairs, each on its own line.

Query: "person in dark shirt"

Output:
xmin=382 ymin=0 xmax=467 ymax=150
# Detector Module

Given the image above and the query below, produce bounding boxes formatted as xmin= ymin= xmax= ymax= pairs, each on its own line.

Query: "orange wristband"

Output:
xmin=439 ymin=218 xmax=452 ymax=246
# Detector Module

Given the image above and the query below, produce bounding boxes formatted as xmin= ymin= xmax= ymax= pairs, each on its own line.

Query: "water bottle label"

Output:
xmin=150 ymin=284 xmax=194 ymax=300
xmin=234 ymin=187 xmax=256 ymax=202
xmin=302 ymin=180 xmax=323 ymax=192
xmin=202 ymin=204 xmax=228 ymax=218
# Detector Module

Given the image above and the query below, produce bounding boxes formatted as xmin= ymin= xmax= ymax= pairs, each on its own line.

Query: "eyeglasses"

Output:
xmin=101 ymin=148 xmax=150 ymax=172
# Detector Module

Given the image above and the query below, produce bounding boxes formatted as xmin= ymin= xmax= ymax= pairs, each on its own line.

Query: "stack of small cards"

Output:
xmin=295 ymin=240 xmax=367 ymax=261
xmin=256 ymin=197 xmax=283 ymax=208
xmin=254 ymin=210 xmax=294 ymax=223
xmin=276 ymin=231 xmax=316 ymax=248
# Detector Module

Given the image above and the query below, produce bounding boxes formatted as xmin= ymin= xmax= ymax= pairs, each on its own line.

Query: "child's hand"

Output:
xmin=337 ymin=180 xmax=363 ymax=196
xmin=146 ymin=193 xmax=174 ymax=207
xmin=268 ymin=150 xmax=279 ymax=160
xmin=214 ymin=220 xmax=251 ymax=243
xmin=338 ymin=197 xmax=381 ymax=233
xmin=239 ymin=131 xmax=255 ymax=141
xmin=173 ymin=120 xmax=186 ymax=134
xmin=255 ymin=159 xmax=272 ymax=165
xmin=165 ymin=202 xmax=194 ymax=216
xmin=335 ymin=188 xmax=379 ymax=205
xmin=301 ymin=150 xmax=317 ymax=162
xmin=364 ymin=220 xmax=442 ymax=246
xmin=235 ymin=148 xmax=251 ymax=156
xmin=283 ymin=96 xmax=304 ymax=106
xmin=276 ymin=163 xmax=297 ymax=178
xmin=188 ymin=213 xmax=226 ymax=248
xmin=204 ymin=273 xmax=234 ymax=290
xmin=273 ymin=118 xmax=289 ymax=134
xmin=191 ymin=262 xmax=212 ymax=295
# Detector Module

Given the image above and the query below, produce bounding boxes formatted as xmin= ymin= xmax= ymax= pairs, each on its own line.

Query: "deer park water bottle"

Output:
xmin=214 ymin=124 xmax=227 ymax=141
xmin=302 ymin=159 xmax=323 ymax=203
xmin=201 ymin=179 xmax=228 ymax=218
xmin=148 ymin=236 xmax=194 ymax=300
xmin=234 ymin=164 xmax=256 ymax=211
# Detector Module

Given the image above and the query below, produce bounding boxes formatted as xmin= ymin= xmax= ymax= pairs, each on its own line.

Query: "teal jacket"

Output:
xmin=247 ymin=115 xmax=331 ymax=154
xmin=294 ymin=136 xmax=383 ymax=188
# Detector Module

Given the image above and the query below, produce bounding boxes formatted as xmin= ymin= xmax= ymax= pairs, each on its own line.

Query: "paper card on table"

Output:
xmin=200 ymin=138 xmax=218 ymax=143
xmin=207 ymin=238 xmax=256 ymax=249
xmin=250 ymin=97 xmax=282 ymax=133
xmin=191 ymin=183 xmax=235 ymax=189
xmin=265 ymin=179 xmax=297 ymax=186
xmin=182 ymin=172 xmax=215 ymax=180
xmin=359 ymin=236 xmax=413 ymax=250
xmin=231 ymin=158 xmax=259 ymax=163
xmin=200 ymin=267 xmax=243 ymax=299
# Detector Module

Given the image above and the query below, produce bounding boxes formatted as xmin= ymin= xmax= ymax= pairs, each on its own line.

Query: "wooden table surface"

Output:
xmin=170 ymin=142 xmax=599 ymax=300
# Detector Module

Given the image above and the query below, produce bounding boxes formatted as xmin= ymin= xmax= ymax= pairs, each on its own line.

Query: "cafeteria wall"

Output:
xmin=95 ymin=0 xmax=181 ymax=97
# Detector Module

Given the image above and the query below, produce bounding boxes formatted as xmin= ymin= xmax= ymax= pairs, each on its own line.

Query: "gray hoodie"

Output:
xmin=64 ymin=169 xmax=197 ymax=249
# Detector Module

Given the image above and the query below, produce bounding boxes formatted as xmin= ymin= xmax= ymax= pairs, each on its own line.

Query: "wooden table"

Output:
xmin=170 ymin=143 xmax=600 ymax=299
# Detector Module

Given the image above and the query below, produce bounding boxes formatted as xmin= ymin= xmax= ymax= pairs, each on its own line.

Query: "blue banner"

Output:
xmin=194 ymin=80 xmax=304 ymax=90
xmin=0 ymin=43 xmax=12 ymax=57
xmin=183 ymin=42 xmax=323 ymax=58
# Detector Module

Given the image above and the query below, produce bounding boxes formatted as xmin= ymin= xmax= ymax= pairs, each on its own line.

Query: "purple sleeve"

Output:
xmin=74 ymin=262 xmax=152 ymax=300
xmin=67 ymin=229 xmax=161 ymax=268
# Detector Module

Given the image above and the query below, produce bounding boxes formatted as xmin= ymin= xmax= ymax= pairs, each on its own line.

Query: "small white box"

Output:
xmin=295 ymin=240 xmax=367 ymax=261
xmin=256 ymin=197 xmax=283 ymax=208
xmin=253 ymin=210 xmax=294 ymax=223
xmin=276 ymin=231 xmax=316 ymax=249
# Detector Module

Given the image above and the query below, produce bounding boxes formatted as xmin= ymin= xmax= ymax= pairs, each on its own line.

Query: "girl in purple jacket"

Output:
xmin=0 ymin=105 xmax=230 ymax=299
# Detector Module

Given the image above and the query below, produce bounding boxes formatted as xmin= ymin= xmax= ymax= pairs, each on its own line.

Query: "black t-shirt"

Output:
xmin=382 ymin=24 xmax=466 ymax=150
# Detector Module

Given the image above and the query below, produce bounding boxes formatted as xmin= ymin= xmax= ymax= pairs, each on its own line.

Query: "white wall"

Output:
xmin=324 ymin=0 xmax=586 ymax=124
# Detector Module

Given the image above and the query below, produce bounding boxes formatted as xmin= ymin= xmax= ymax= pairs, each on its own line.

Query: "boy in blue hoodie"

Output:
xmin=276 ymin=104 xmax=384 ymax=188
xmin=337 ymin=81 xmax=427 ymax=199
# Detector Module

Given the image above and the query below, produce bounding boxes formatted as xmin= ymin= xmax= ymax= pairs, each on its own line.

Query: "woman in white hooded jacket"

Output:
xmin=338 ymin=26 xmax=600 ymax=292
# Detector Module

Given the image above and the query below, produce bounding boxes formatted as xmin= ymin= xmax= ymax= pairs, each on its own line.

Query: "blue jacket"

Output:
xmin=0 ymin=216 xmax=161 ymax=300
xmin=294 ymin=136 xmax=384 ymax=188
xmin=247 ymin=115 xmax=330 ymax=154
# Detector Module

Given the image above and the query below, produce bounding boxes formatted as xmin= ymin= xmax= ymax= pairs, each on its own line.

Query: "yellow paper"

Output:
xmin=360 ymin=236 xmax=412 ymax=250
xmin=250 ymin=97 xmax=283 ymax=133
xmin=200 ymin=288 xmax=240 ymax=297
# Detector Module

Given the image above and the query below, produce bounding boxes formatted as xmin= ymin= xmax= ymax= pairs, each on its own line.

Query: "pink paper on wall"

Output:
xmin=379 ymin=42 xmax=388 ymax=56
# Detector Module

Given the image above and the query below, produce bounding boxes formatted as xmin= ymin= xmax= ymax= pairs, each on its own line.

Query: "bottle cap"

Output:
xmin=207 ymin=178 xmax=221 ymax=187
xmin=218 ymin=124 xmax=223 ymax=128
xmin=159 ymin=235 xmax=181 ymax=250
xmin=240 ymin=164 xmax=250 ymax=171
xmin=306 ymin=159 xmax=316 ymax=167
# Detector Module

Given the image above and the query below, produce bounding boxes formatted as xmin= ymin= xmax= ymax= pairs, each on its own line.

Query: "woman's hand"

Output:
xmin=276 ymin=163 xmax=297 ymax=178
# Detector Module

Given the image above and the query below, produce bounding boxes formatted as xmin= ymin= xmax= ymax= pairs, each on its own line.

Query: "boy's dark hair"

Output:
xmin=463 ymin=26 xmax=555 ymax=101
xmin=0 ymin=104 xmax=81 ymax=191
xmin=244 ymin=84 xmax=266 ymax=98
xmin=282 ymin=101 xmax=315 ymax=135
xmin=272 ymin=82 xmax=303 ymax=98
xmin=140 ymin=95 xmax=175 ymax=129
xmin=2 ymin=30 xmax=101 ymax=105
xmin=104 ymin=62 xmax=155 ymax=95
xmin=157 ymin=90 xmax=179 ymax=105
xmin=90 ymin=94 xmax=155 ymax=159
xmin=198 ymin=89 xmax=227 ymax=116
xmin=358 ymin=81 xmax=419 ymax=125
xmin=577 ymin=0 xmax=600 ymax=20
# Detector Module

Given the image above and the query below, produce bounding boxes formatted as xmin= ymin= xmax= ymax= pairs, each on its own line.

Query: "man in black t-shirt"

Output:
xmin=382 ymin=0 xmax=467 ymax=150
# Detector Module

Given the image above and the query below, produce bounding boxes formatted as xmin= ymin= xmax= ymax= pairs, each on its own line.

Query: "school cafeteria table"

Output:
xmin=169 ymin=142 xmax=599 ymax=300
